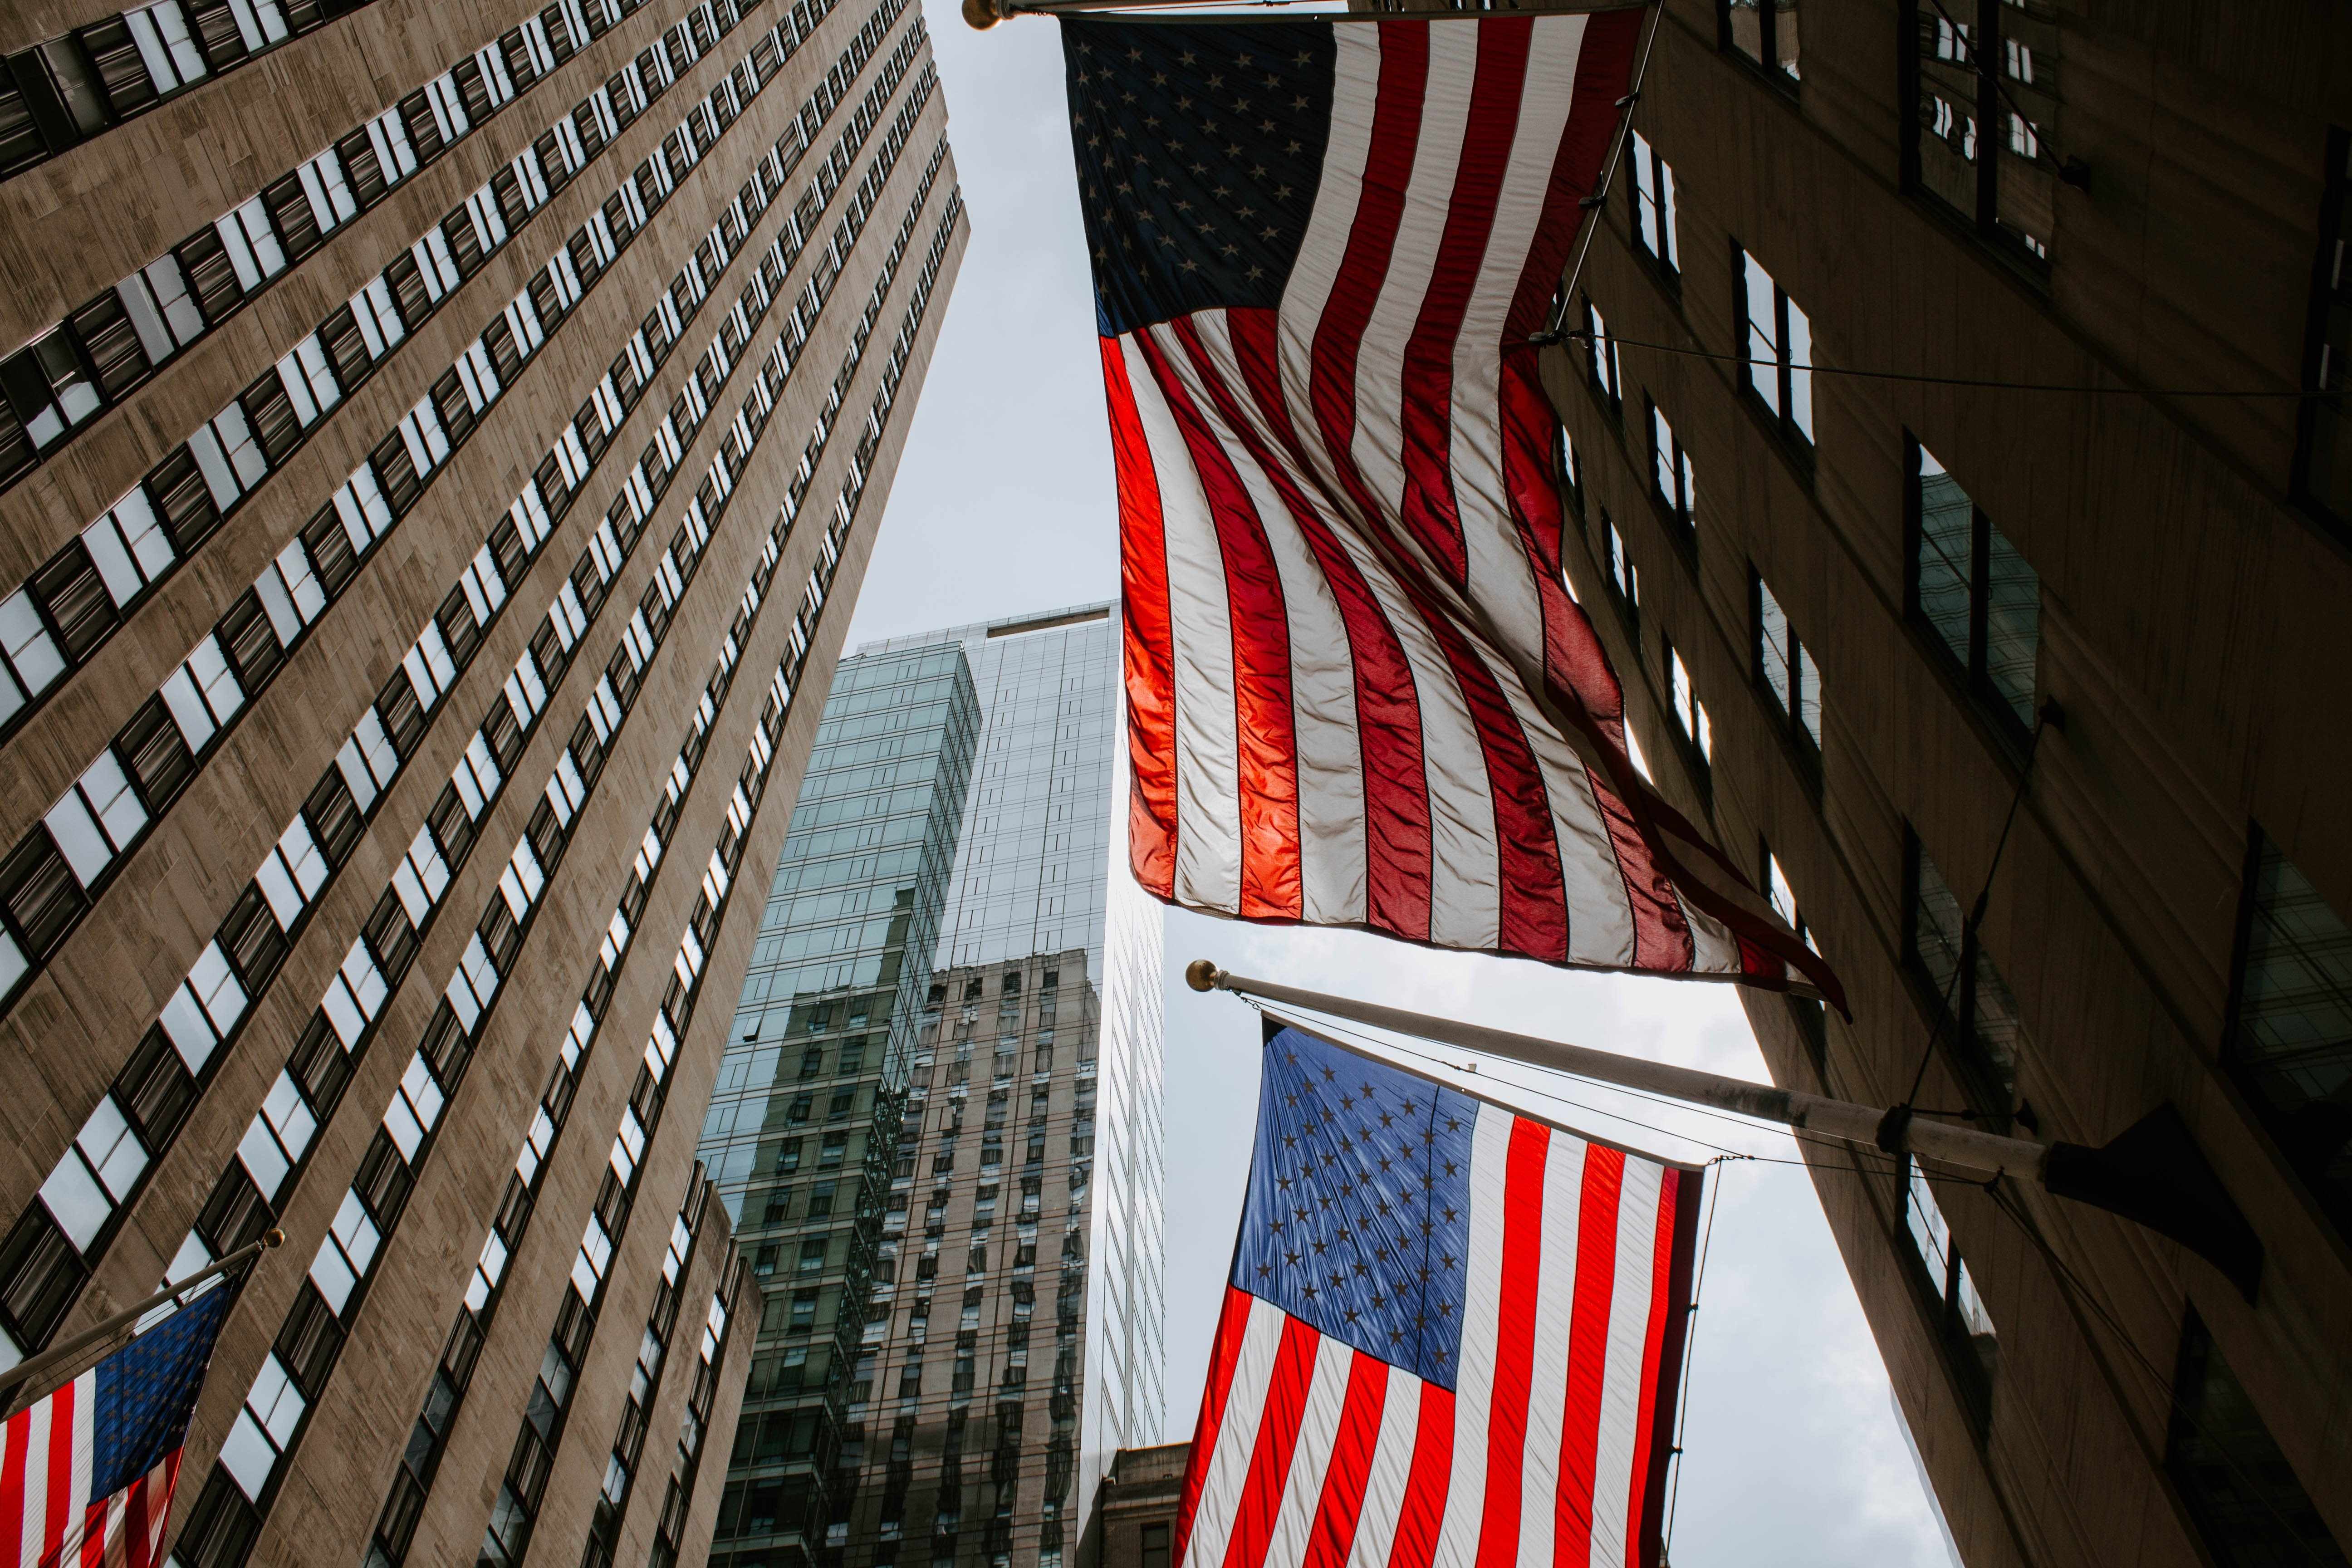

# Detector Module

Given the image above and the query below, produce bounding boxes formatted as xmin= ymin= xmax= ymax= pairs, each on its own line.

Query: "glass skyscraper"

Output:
xmin=698 ymin=602 xmax=1165 ymax=1568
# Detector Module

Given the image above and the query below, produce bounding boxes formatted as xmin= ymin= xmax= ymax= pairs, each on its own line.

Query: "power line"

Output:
xmin=1529 ymin=328 xmax=2317 ymax=399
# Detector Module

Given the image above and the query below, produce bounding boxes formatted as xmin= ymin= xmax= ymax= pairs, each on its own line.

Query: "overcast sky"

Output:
xmin=842 ymin=12 xmax=1959 ymax=1565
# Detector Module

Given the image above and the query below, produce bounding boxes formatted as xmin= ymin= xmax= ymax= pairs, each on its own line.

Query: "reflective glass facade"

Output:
xmin=700 ymin=603 xmax=1165 ymax=1568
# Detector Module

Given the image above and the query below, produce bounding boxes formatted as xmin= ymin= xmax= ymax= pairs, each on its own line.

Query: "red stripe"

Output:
xmin=1622 ymin=1176 xmax=1682 ymax=1568
xmin=1101 ymin=335 xmax=1179 ymax=899
xmin=1474 ymin=1116 xmax=1550 ymax=1568
xmin=1175 ymin=1286 xmax=1259 ymax=1568
xmin=1395 ymin=19 xmax=1533 ymax=586
xmin=1309 ymin=21 xmax=1429 ymax=541
xmin=1553 ymin=1145 xmax=1624 ymax=1566
xmin=1220 ymin=1315 xmax=1323 ymax=1568
xmin=1 ymin=1402 xmax=31 ymax=1565
xmin=1226 ymin=310 xmax=1434 ymax=940
xmin=44 ymin=1377 xmax=77 ymax=1563
xmin=1501 ymin=9 xmax=1644 ymax=344
xmin=1141 ymin=325 xmax=1305 ymax=921
xmin=1299 ymin=1353 xmax=1390 ymax=1568
xmin=1382 ymin=1385 xmax=1454 ymax=1568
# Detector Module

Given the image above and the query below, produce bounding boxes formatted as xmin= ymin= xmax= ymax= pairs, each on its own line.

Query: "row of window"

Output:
xmin=177 ymin=159 xmax=949 ymax=1557
xmin=646 ymin=1264 xmax=745 ymax=1567
xmin=0 ymin=0 xmax=800 ymax=750
xmin=0 ymin=0 xmax=926 ymax=1026
xmin=0 ymin=20 xmax=934 ymax=1377
xmin=0 ymin=0 xmax=725 ymax=491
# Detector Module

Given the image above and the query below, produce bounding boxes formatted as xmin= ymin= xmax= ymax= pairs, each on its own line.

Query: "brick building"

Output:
xmin=0 ymin=0 xmax=966 ymax=1561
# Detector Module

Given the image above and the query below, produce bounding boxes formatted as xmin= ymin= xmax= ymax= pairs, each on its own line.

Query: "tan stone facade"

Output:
xmin=0 ymin=0 xmax=965 ymax=1563
xmin=1088 ymin=1444 xmax=1181 ymax=1568
xmin=1534 ymin=0 xmax=2352 ymax=1565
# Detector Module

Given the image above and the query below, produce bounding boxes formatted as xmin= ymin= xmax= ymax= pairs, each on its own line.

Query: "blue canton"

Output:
xmin=1234 ymin=1027 xmax=1478 ymax=1392
xmin=91 ymin=1279 xmax=234 ymax=1496
xmin=1061 ymin=18 xmax=1336 ymax=336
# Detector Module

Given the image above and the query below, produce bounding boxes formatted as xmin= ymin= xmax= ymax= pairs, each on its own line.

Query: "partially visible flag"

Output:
xmin=0 ymin=1278 xmax=235 ymax=1567
xmin=1062 ymin=11 xmax=1842 ymax=1006
xmin=1177 ymin=1026 xmax=1702 ymax=1568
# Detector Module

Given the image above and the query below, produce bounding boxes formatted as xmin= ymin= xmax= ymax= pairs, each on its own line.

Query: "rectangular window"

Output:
xmin=1602 ymin=514 xmax=1638 ymax=628
xmin=1666 ymin=642 xmax=1710 ymax=772
xmin=2293 ymin=130 xmax=2352 ymax=534
xmin=1903 ymin=827 xmax=2025 ymax=1112
xmin=1720 ymin=0 xmax=1798 ymax=84
xmin=1905 ymin=0 xmax=2059 ymax=263
xmin=1583 ymin=298 xmax=1620 ymax=414
xmin=1901 ymin=1156 xmax=1996 ymax=1427
xmin=1752 ymin=572 xmax=1822 ymax=758
xmin=1762 ymin=838 xmax=1827 ymax=1055
xmin=1646 ymin=397 xmax=1695 ymax=536
xmin=1736 ymin=248 xmax=1813 ymax=450
xmin=1553 ymin=421 xmax=1583 ymax=522
xmin=2166 ymin=1309 xmax=2351 ymax=1568
xmin=1627 ymin=130 xmax=1678 ymax=276
xmin=2226 ymin=830 xmax=2352 ymax=1238
xmin=1907 ymin=439 xmax=2038 ymax=735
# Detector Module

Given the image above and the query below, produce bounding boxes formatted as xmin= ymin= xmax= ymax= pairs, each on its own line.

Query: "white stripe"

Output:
xmin=1179 ymin=313 xmax=1368 ymax=925
xmin=1449 ymin=17 xmax=1590 ymax=671
xmin=1261 ymin=1335 xmax=1360 ymax=1568
xmin=1181 ymin=1296 xmax=1290 ymax=1568
xmin=1680 ymin=893 xmax=1746 ymax=976
xmin=1342 ymin=1369 xmax=1421 ymax=1568
xmin=1518 ymin=1129 xmax=1587 ymax=1563
xmin=1587 ymin=1158 xmax=1666 ymax=1568
xmin=71 ymin=1368 xmax=95 ymax=1525
xmin=1430 ymin=1102 xmax=1513 ymax=1568
xmin=1126 ymin=331 xmax=1245 ymax=919
xmin=1348 ymin=21 xmax=1480 ymax=523
xmin=17 ymin=1397 xmax=54 ymax=1567
xmin=1496 ymin=648 xmax=1637 ymax=970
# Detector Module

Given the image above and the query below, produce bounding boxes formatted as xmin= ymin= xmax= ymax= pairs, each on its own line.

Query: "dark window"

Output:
xmin=1900 ymin=1156 xmax=1996 ymax=1429
xmin=217 ymin=590 xmax=285 ymax=691
xmin=1142 ymin=1523 xmax=1171 ymax=1568
xmin=2166 ymin=1309 xmax=2351 ymax=1568
xmin=1600 ymin=512 xmax=1638 ymax=632
xmin=335 ymin=127 xmax=390 ymax=210
xmin=2294 ymin=130 xmax=2352 ymax=535
xmin=1555 ymin=420 xmax=1586 ymax=522
xmin=375 ymin=668 xmax=426 ymax=757
xmin=384 ymin=251 xmax=431 ymax=331
xmin=196 ymin=1165 xmax=272 ymax=1256
xmin=369 ymin=431 xmax=421 ymax=516
xmin=429 ymin=368 xmax=476 ymax=447
xmin=363 ymin=890 xmax=420 ymax=982
xmin=261 ymin=171 xmax=323 ymax=262
xmin=118 ymin=695 xmax=196 ymax=809
xmin=1627 ymin=130 xmax=1678 ymax=279
xmin=288 ymin=1013 xmax=353 ymax=1113
xmin=1 ymin=831 xmax=85 ymax=960
xmin=1663 ymin=639 xmax=1711 ymax=779
xmin=1902 ymin=827 xmax=2024 ymax=1114
xmin=1645 ymin=397 xmax=1695 ymax=539
xmin=304 ymin=770 xmax=363 ymax=867
xmin=69 ymin=289 xmax=150 ymax=402
xmin=113 ymin=1026 xmax=196 ymax=1148
xmin=1906 ymin=437 xmax=2038 ymax=736
xmin=1760 ymin=839 xmax=1827 ymax=1059
xmin=2226 ymin=830 xmax=2352 ymax=1238
xmin=300 ymin=504 xmax=359 ymax=598
xmin=1581 ymin=297 xmax=1619 ymax=415
xmin=0 ymin=1207 xmax=87 ymax=1347
xmin=240 ymin=368 xmax=303 ymax=467
xmin=174 ymin=226 xmax=244 ymax=328
xmin=1720 ymin=0 xmax=1799 ymax=84
xmin=219 ymin=884 xmax=289 ymax=990
xmin=316 ymin=305 xmax=372 ymax=393
xmin=1903 ymin=0 xmax=2060 ymax=265
xmin=1735 ymin=247 xmax=1813 ymax=454
xmin=31 ymin=546 xmax=117 ymax=662
xmin=426 ymin=785 xmax=476 ymax=868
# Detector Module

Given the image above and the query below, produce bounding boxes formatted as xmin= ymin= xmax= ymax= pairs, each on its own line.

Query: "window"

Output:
xmin=2294 ymin=130 xmax=2352 ymax=533
xmin=1736 ymin=249 xmax=1813 ymax=450
xmin=2225 ymin=831 xmax=2352 ymax=1237
xmin=2166 ymin=1309 xmax=2351 ymax=1568
xmin=1601 ymin=514 xmax=1638 ymax=628
xmin=1908 ymin=440 xmax=2038 ymax=735
xmin=1903 ymin=828 xmax=2025 ymax=1112
xmin=1553 ymin=421 xmax=1583 ymax=521
xmin=1752 ymin=573 xmax=1822 ymax=758
xmin=1720 ymin=0 xmax=1798 ymax=84
xmin=1666 ymin=643 xmax=1710 ymax=773
xmin=1906 ymin=0 xmax=2061 ymax=262
xmin=1763 ymin=839 xmax=1827 ymax=1054
xmin=1141 ymin=1524 xmax=1171 ymax=1568
xmin=1901 ymin=1157 xmax=1996 ymax=1427
xmin=1627 ymin=131 xmax=1678 ymax=276
xmin=1583 ymin=298 xmax=1620 ymax=414
xmin=1646 ymin=398 xmax=1695 ymax=537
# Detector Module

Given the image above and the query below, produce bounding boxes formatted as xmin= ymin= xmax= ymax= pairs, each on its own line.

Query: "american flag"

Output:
xmin=0 ymin=1279 xmax=233 ymax=1567
xmin=1064 ymin=11 xmax=1842 ymax=1004
xmin=1178 ymin=1026 xmax=1701 ymax=1568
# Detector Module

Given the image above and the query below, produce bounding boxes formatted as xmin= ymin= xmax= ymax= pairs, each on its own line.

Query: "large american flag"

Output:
xmin=0 ymin=1279 xmax=232 ymax=1567
xmin=1179 ymin=1025 xmax=1701 ymax=1568
xmin=1064 ymin=11 xmax=1841 ymax=1004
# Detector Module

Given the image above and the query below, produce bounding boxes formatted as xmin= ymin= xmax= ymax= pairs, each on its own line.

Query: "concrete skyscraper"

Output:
xmin=0 ymin=0 xmax=965 ymax=1562
xmin=698 ymin=602 xmax=1166 ymax=1568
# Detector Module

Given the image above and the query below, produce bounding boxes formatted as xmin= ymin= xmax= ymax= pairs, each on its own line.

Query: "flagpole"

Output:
xmin=0 ymin=1230 xmax=281 ymax=1412
xmin=1185 ymin=961 xmax=2266 ymax=1296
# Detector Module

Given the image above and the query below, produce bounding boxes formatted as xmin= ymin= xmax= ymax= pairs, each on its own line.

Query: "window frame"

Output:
xmin=1716 ymin=0 xmax=1799 ymax=90
xmin=1898 ymin=0 xmax=2060 ymax=273
xmin=1627 ymin=128 xmax=1679 ymax=284
xmin=2291 ymin=127 xmax=2352 ymax=541
xmin=1731 ymin=243 xmax=1814 ymax=464
xmin=1581 ymin=295 xmax=1621 ymax=419
xmin=1662 ymin=636 xmax=1712 ymax=794
xmin=1645 ymin=394 xmax=1695 ymax=544
xmin=1750 ymin=568 xmax=1822 ymax=781
xmin=1760 ymin=836 xmax=1827 ymax=1063
xmin=1897 ymin=1154 xmax=1997 ymax=1434
xmin=1903 ymin=436 xmax=2039 ymax=750
xmin=1900 ymin=825 xmax=2020 ymax=1124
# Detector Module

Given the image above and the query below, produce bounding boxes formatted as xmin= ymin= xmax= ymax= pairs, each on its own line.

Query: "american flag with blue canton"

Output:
xmin=1065 ymin=10 xmax=1844 ymax=1010
xmin=1178 ymin=1026 xmax=1701 ymax=1568
xmin=0 ymin=1279 xmax=234 ymax=1566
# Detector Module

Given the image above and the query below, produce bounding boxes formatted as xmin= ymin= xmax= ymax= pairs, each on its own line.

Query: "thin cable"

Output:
xmin=1530 ymin=328 xmax=2316 ymax=399
xmin=1662 ymin=1156 xmax=1727 ymax=1560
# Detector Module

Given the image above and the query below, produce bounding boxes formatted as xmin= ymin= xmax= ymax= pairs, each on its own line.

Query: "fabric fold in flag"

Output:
xmin=1175 ymin=1025 xmax=1703 ymax=1568
xmin=0 ymin=1276 xmax=236 ymax=1568
xmin=1061 ymin=9 xmax=1844 ymax=1007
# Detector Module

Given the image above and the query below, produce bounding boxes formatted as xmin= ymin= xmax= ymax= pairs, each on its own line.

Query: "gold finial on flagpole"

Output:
xmin=963 ymin=0 xmax=1003 ymax=29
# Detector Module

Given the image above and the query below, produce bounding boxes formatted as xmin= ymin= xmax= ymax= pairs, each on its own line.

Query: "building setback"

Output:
xmin=699 ymin=603 xmax=1167 ymax=1568
xmin=0 ymin=0 xmax=967 ymax=1563
xmin=1529 ymin=0 xmax=2352 ymax=1564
